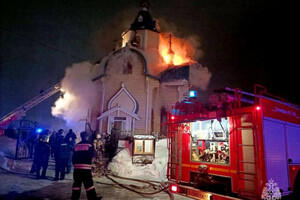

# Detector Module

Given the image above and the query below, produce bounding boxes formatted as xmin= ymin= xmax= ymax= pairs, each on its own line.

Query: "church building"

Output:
xmin=90 ymin=0 xmax=210 ymax=138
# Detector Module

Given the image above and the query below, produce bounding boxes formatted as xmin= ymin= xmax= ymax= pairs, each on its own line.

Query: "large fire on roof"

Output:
xmin=158 ymin=33 xmax=195 ymax=66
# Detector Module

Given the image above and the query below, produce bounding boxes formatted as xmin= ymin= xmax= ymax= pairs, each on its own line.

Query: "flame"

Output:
xmin=159 ymin=34 xmax=195 ymax=66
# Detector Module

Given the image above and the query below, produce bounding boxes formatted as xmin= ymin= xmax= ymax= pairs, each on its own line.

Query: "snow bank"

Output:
xmin=108 ymin=139 xmax=168 ymax=182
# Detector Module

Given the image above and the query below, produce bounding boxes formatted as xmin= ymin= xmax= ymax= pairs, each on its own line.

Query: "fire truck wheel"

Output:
xmin=293 ymin=171 xmax=300 ymax=198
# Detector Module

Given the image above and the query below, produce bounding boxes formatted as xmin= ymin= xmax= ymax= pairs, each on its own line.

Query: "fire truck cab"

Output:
xmin=166 ymin=86 xmax=300 ymax=200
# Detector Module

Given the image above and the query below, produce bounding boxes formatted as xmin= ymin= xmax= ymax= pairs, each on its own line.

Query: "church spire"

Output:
xmin=122 ymin=0 xmax=160 ymax=50
xmin=130 ymin=0 xmax=158 ymax=32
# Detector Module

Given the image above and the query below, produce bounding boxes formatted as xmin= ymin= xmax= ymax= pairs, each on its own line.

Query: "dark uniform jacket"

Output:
xmin=58 ymin=142 xmax=72 ymax=159
xmin=72 ymin=140 xmax=95 ymax=170
xmin=53 ymin=136 xmax=71 ymax=159
xmin=65 ymin=132 xmax=77 ymax=147
xmin=34 ymin=141 xmax=51 ymax=165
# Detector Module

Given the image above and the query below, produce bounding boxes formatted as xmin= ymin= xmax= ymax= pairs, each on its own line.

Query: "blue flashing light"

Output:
xmin=36 ymin=128 xmax=43 ymax=133
xmin=189 ymin=90 xmax=197 ymax=98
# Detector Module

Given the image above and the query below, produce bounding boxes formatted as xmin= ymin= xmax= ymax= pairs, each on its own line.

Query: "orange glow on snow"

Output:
xmin=159 ymin=34 xmax=194 ymax=66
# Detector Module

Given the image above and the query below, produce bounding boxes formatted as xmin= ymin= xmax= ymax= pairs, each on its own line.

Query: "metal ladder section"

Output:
xmin=232 ymin=112 xmax=258 ymax=200
xmin=0 ymin=82 xmax=61 ymax=127
xmin=167 ymin=120 xmax=182 ymax=182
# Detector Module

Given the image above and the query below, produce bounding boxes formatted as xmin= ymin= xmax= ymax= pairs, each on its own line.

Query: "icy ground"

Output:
xmin=0 ymin=136 xmax=192 ymax=200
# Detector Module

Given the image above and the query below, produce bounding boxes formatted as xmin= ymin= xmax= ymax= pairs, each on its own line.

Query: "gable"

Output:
xmin=92 ymin=47 xmax=159 ymax=82
xmin=108 ymin=83 xmax=139 ymax=114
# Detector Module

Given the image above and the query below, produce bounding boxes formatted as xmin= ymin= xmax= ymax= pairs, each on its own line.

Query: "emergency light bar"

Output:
xmin=36 ymin=128 xmax=43 ymax=133
xmin=189 ymin=90 xmax=197 ymax=98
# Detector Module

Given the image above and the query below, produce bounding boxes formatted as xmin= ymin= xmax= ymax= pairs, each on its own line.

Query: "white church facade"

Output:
xmin=89 ymin=1 xmax=207 ymax=137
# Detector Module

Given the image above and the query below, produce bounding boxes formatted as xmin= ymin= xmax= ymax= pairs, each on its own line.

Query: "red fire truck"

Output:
xmin=166 ymin=85 xmax=300 ymax=200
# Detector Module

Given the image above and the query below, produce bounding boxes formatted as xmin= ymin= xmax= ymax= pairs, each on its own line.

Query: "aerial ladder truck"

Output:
xmin=0 ymin=83 xmax=62 ymax=130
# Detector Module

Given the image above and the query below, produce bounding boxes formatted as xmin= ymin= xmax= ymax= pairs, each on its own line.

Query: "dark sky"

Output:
xmin=0 ymin=0 xmax=298 ymax=129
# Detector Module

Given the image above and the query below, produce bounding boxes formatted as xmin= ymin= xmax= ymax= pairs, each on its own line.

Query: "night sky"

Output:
xmin=0 ymin=0 xmax=298 ymax=130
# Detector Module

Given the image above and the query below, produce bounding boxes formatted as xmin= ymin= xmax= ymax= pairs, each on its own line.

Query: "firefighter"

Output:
xmin=34 ymin=134 xmax=51 ymax=179
xmin=65 ymin=129 xmax=77 ymax=173
xmin=107 ymin=127 xmax=119 ymax=162
xmin=71 ymin=131 xmax=101 ymax=200
xmin=53 ymin=134 xmax=71 ymax=181
xmin=49 ymin=130 xmax=57 ymax=157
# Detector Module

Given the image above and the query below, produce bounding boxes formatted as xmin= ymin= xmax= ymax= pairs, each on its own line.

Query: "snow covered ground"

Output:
xmin=0 ymin=136 xmax=169 ymax=182
xmin=0 ymin=135 xmax=192 ymax=199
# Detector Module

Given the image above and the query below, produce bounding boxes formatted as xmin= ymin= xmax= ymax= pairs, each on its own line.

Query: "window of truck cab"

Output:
xmin=190 ymin=118 xmax=230 ymax=165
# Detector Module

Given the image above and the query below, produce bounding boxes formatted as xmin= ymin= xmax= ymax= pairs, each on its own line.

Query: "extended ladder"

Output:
xmin=0 ymin=83 xmax=61 ymax=127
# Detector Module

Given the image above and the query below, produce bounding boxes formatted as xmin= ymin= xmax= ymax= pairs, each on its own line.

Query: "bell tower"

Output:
xmin=122 ymin=0 xmax=160 ymax=51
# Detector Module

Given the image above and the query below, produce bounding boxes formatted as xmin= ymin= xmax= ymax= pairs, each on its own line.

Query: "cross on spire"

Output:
xmin=167 ymin=34 xmax=174 ymax=55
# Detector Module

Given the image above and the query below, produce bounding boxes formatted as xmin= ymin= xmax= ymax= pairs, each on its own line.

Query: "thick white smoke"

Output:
xmin=51 ymin=61 xmax=100 ymax=131
xmin=189 ymin=62 xmax=212 ymax=90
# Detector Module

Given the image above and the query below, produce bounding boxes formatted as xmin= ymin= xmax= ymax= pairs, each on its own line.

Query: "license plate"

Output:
xmin=187 ymin=189 xmax=211 ymax=200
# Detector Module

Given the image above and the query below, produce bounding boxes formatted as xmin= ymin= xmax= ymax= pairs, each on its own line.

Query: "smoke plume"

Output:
xmin=51 ymin=61 xmax=100 ymax=131
xmin=189 ymin=63 xmax=212 ymax=90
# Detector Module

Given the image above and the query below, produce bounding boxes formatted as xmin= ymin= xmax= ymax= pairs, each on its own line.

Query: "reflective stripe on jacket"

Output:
xmin=73 ymin=164 xmax=92 ymax=170
xmin=72 ymin=140 xmax=95 ymax=168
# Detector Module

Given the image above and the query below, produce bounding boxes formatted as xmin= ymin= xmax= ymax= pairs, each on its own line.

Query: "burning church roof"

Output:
xmin=158 ymin=65 xmax=189 ymax=83
xmin=158 ymin=63 xmax=211 ymax=91
xmin=92 ymin=0 xmax=211 ymax=89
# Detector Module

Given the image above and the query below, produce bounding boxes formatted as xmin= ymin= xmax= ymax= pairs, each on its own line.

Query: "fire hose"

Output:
xmin=0 ymin=160 xmax=174 ymax=200
xmin=97 ymin=168 xmax=174 ymax=200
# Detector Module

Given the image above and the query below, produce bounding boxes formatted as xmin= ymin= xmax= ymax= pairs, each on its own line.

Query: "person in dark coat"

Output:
xmin=53 ymin=134 xmax=71 ymax=181
xmin=29 ymin=132 xmax=39 ymax=159
xmin=65 ymin=129 xmax=77 ymax=145
xmin=49 ymin=131 xmax=57 ymax=157
xmin=52 ymin=129 xmax=64 ymax=158
xmin=34 ymin=135 xmax=51 ymax=179
xmin=65 ymin=129 xmax=77 ymax=173
xmin=71 ymin=131 xmax=101 ymax=200
xmin=107 ymin=127 xmax=119 ymax=162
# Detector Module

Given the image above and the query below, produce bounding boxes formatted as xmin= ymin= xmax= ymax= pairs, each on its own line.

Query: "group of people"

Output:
xmin=30 ymin=129 xmax=102 ymax=199
xmin=30 ymin=128 xmax=77 ymax=180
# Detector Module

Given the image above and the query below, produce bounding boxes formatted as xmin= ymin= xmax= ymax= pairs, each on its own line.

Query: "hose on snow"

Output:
xmin=96 ymin=167 xmax=174 ymax=200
